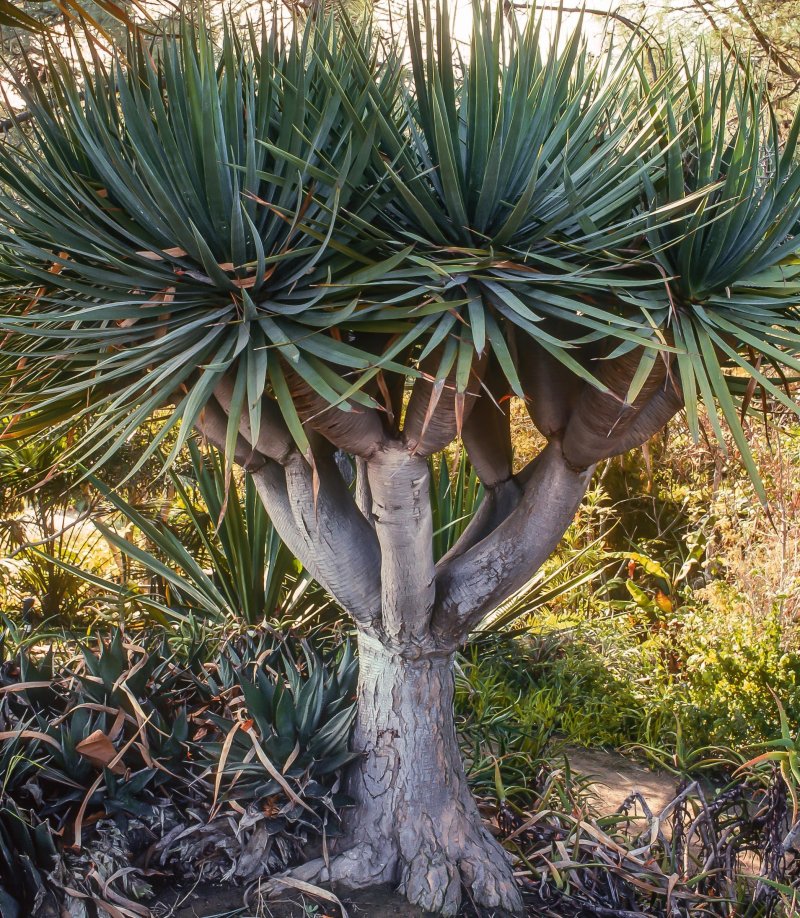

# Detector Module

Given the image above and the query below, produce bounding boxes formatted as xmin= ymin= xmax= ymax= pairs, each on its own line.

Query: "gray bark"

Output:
xmin=354 ymin=456 xmax=375 ymax=525
xmin=281 ymin=633 xmax=524 ymax=916
xmin=196 ymin=401 xmax=382 ymax=629
xmin=260 ymin=454 xmax=383 ymax=630
xmin=433 ymin=440 xmax=596 ymax=641
xmin=437 ymin=477 xmax=523 ymax=565
xmin=367 ymin=445 xmax=435 ymax=646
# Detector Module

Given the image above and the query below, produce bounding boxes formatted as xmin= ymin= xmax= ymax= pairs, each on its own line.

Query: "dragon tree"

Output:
xmin=1 ymin=5 xmax=799 ymax=914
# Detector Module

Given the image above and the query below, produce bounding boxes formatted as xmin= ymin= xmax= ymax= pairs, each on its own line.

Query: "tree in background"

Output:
xmin=620 ymin=0 xmax=800 ymax=105
xmin=0 ymin=5 xmax=799 ymax=914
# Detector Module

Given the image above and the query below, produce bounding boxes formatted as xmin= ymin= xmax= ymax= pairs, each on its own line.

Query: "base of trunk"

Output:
xmin=270 ymin=634 xmax=523 ymax=916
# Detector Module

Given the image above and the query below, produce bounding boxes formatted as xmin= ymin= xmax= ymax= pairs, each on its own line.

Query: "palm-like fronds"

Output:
xmin=381 ymin=2 xmax=657 ymax=250
xmin=70 ymin=442 xmax=332 ymax=626
xmin=341 ymin=1 xmax=678 ymax=397
xmin=628 ymin=50 xmax=800 ymax=496
xmin=0 ymin=2 xmax=45 ymax=30
xmin=0 ymin=16 xmax=395 ymax=471
xmin=0 ymin=6 xmax=797 ymax=497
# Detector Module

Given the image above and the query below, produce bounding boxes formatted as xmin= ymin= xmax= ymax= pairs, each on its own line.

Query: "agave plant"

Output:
xmin=0 ymin=800 xmax=60 ymax=918
xmin=0 ymin=619 xmax=363 ymax=913
xmin=199 ymin=636 xmax=358 ymax=806
xmin=0 ymin=621 xmax=359 ymax=846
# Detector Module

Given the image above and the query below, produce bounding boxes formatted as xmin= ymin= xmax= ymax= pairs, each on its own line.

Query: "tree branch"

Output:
xmin=281 ymin=448 xmax=383 ymax=628
xmin=732 ymin=1 xmax=799 ymax=80
xmin=286 ymin=366 xmax=388 ymax=459
xmin=367 ymin=444 xmax=436 ymax=647
xmin=561 ymin=350 xmax=681 ymax=469
xmin=573 ymin=381 xmax=683 ymax=463
xmin=508 ymin=2 xmax=663 ymax=45
xmin=403 ymin=350 xmax=488 ymax=457
xmin=354 ymin=456 xmax=375 ymax=526
xmin=515 ymin=335 xmax=585 ymax=440
xmin=437 ymin=477 xmax=523 ymax=565
xmin=195 ymin=398 xmax=382 ymax=629
xmin=460 ymin=357 xmax=513 ymax=486
xmin=432 ymin=440 xmax=594 ymax=644
xmin=213 ymin=377 xmax=295 ymax=465
xmin=195 ymin=398 xmax=270 ymax=472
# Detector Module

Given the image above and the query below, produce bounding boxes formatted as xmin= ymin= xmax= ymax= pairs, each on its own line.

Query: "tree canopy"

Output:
xmin=0 ymin=5 xmax=798 ymax=499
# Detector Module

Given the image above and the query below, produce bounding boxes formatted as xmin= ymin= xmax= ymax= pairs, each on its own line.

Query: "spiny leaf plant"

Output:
xmin=78 ymin=442 xmax=333 ymax=627
xmin=0 ymin=621 xmax=359 ymax=913
xmin=0 ymin=3 xmax=798 ymax=914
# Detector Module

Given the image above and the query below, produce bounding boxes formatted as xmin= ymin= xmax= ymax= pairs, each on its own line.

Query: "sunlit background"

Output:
xmin=3 ymin=0 xmax=797 ymax=125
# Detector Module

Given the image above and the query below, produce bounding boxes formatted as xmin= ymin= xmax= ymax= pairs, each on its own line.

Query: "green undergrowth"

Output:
xmin=4 ymin=617 xmax=800 ymax=918
xmin=456 ymin=420 xmax=800 ymax=775
xmin=458 ymin=605 xmax=800 ymax=771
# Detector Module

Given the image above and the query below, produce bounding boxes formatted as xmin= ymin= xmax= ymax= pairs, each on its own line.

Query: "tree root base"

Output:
xmin=265 ymin=834 xmax=524 ymax=917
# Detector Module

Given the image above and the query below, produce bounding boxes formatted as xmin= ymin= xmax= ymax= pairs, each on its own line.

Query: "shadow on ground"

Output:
xmin=154 ymin=882 xmax=430 ymax=917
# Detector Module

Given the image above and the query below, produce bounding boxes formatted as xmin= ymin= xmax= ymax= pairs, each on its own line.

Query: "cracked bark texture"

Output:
xmin=287 ymin=635 xmax=523 ymax=916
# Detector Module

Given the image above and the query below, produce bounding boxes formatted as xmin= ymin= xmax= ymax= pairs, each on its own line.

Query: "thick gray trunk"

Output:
xmin=289 ymin=632 xmax=523 ymax=915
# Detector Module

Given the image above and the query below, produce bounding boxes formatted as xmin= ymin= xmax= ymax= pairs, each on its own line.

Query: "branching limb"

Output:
xmin=195 ymin=398 xmax=382 ymax=630
xmin=566 ymin=382 xmax=684 ymax=465
xmin=460 ymin=357 xmax=513 ymax=486
xmin=286 ymin=366 xmax=387 ymax=459
xmin=354 ymin=456 xmax=375 ymax=526
xmin=437 ymin=477 xmax=523 ymax=564
xmin=367 ymin=444 xmax=436 ymax=646
xmin=562 ymin=351 xmax=681 ymax=469
xmin=195 ymin=402 xmax=334 ymax=593
xmin=279 ymin=448 xmax=383 ymax=629
xmin=213 ymin=377 xmax=295 ymax=464
xmin=435 ymin=359 xmax=525 ymax=560
xmin=432 ymin=440 xmax=595 ymax=644
xmin=195 ymin=398 xmax=270 ymax=472
xmin=404 ymin=350 xmax=488 ymax=457
xmin=515 ymin=334 xmax=585 ymax=439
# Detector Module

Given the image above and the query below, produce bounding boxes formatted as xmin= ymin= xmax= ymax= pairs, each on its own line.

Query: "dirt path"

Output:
xmin=560 ymin=744 xmax=678 ymax=817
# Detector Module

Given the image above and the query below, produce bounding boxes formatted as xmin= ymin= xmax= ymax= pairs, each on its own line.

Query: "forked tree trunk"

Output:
xmin=297 ymin=633 xmax=523 ymax=916
xmin=202 ymin=351 xmax=678 ymax=915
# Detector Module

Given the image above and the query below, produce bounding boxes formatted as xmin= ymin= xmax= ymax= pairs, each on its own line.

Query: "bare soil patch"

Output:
xmin=560 ymin=744 xmax=678 ymax=816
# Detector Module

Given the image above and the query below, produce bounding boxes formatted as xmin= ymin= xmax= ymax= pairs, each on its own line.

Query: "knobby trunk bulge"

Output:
xmin=196 ymin=345 xmax=683 ymax=916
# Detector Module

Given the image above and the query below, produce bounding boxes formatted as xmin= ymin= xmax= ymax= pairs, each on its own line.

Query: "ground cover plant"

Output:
xmin=0 ymin=1 xmax=799 ymax=915
xmin=0 ymin=620 xmax=360 ymax=916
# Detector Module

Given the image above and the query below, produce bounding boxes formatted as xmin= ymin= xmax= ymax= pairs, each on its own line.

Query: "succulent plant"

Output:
xmin=0 ymin=801 xmax=60 ymax=918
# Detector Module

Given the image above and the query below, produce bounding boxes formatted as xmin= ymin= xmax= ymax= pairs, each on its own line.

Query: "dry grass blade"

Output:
xmin=211 ymin=719 xmax=243 ymax=816
xmin=72 ymin=714 xmax=152 ymax=850
xmin=0 ymin=681 xmax=55 ymax=693
xmin=269 ymin=875 xmax=350 ymax=918
xmin=0 ymin=729 xmax=63 ymax=751
xmin=243 ymin=725 xmax=317 ymax=817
